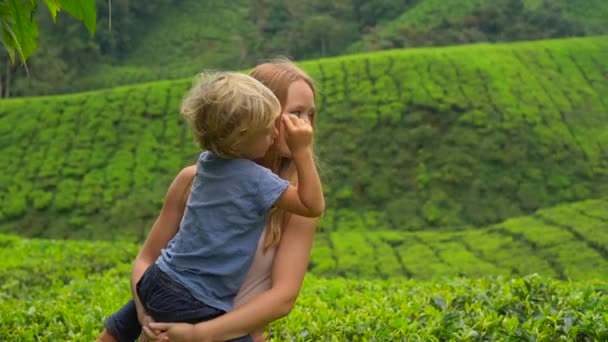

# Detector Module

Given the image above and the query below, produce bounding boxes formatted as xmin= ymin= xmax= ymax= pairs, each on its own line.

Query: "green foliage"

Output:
xmin=0 ymin=235 xmax=136 ymax=301
xmin=316 ymin=36 xmax=608 ymax=230
xmin=54 ymin=0 xmax=96 ymax=34
xmin=388 ymin=0 xmax=484 ymax=30
xmin=269 ymin=275 xmax=608 ymax=341
xmin=1 ymin=36 xmax=607 ymax=239
xmin=356 ymin=0 xmax=608 ymax=51
xmin=2 ymin=0 xmax=39 ymax=63
xmin=1 ymin=197 xmax=607 ymax=340
xmin=311 ymin=198 xmax=608 ymax=281
xmin=2 ymin=197 xmax=607 ymax=283
xmin=1 ymin=235 xmax=606 ymax=341
xmin=6 ymin=0 xmax=608 ymax=97
xmin=0 ymin=0 xmax=95 ymax=64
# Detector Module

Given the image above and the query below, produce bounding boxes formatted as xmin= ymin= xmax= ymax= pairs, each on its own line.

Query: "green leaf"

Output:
xmin=6 ymin=0 xmax=38 ymax=62
xmin=1 ymin=22 xmax=17 ymax=63
xmin=431 ymin=295 xmax=448 ymax=311
xmin=0 ymin=2 xmax=15 ymax=61
xmin=0 ymin=1 xmax=11 ymax=18
xmin=57 ymin=0 xmax=96 ymax=35
xmin=43 ymin=0 xmax=61 ymax=21
xmin=563 ymin=314 xmax=574 ymax=333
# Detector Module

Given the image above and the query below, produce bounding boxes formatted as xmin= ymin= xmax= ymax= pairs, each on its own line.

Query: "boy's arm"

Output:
xmin=274 ymin=147 xmax=324 ymax=217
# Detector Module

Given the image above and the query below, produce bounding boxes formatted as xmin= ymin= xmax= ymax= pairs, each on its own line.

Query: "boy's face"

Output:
xmin=237 ymin=113 xmax=280 ymax=160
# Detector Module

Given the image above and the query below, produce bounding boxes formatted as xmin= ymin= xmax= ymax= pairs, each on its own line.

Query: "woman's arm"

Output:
xmin=146 ymin=214 xmax=318 ymax=342
xmin=131 ymin=166 xmax=196 ymax=319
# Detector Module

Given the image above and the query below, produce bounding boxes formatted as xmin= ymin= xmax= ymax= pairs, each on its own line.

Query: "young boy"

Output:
xmin=133 ymin=72 xmax=324 ymax=339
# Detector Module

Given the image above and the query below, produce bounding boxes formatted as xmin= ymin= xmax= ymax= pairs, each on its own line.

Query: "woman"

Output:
xmin=96 ymin=59 xmax=319 ymax=342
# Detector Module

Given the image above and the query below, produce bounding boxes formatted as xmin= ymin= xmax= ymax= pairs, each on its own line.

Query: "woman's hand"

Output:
xmin=252 ymin=332 xmax=267 ymax=342
xmin=136 ymin=309 xmax=158 ymax=342
xmin=135 ymin=301 xmax=154 ymax=328
xmin=143 ymin=322 xmax=200 ymax=342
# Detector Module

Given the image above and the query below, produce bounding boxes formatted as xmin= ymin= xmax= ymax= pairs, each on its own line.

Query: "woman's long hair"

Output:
xmin=249 ymin=58 xmax=319 ymax=251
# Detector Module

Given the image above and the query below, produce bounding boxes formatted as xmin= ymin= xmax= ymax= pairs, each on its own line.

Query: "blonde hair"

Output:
xmin=249 ymin=58 xmax=319 ymax=251
xmin=180 ymin=71 xmax=281 ymax=158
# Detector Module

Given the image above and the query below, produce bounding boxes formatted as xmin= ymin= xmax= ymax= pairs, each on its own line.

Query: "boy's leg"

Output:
xmin=101 ymin=299 xmax=142 ymax=342
xmin=137 ymin=264 xmax=254 ymax=341
xmin=137 ymin=263 xmax=224 ymax=323
xmin=95 ymin=330 xmax=118 ymax=342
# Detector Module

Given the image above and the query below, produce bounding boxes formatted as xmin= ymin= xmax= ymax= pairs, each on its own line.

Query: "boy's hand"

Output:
xmin=282 ymin=114 xmax=313 ymax=156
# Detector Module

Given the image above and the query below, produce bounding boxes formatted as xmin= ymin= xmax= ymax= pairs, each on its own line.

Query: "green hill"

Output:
xmin=1 ymin=36 xmax=607 ymax=240
xmin=355 ymin=0 xmax=608 ymax=51
xmin=6 ymin=0 xmax=608 ymax=97
xmin=67 ymin=1 xmax=254 ymax=93
xmin=383 ymin=0 xmax=607 ymax=33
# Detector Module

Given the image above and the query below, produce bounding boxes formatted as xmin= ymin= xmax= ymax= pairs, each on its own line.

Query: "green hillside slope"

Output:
xmin=1 ymin=36 xmax=607 ymax=239
xmin=68 ymin=0 xmax=253 ymax=92
xmin=2 ymin=197 xmax=606 ymax=282
xmin=385 ymin=0 xmax=607 ymax=33
xmin=311 ymin=197 xmax=608 ymax=280
xmin=382 ymin=0 xmax=485 ymax=30
xmin=356 ymin=0 xmax=608 ymax=50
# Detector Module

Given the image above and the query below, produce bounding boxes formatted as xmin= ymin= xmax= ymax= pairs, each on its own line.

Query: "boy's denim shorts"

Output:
xmin=104 ymin=263 xmax=253 ymax=342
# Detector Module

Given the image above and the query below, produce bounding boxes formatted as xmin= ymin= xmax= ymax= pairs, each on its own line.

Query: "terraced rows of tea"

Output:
xmin=1 ymin=36 xmax=607 ymax=240
xmin=311 ymin=197 xmax=608 ymax=280
xmin=1 ymin=197 xmax=605 ymax=284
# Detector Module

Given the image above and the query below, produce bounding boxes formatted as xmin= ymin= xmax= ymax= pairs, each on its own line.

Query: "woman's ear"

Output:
xmin=274 ymin=114 xmax=283 ymax=128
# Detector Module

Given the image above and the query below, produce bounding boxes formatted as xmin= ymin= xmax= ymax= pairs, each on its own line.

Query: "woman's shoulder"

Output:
xmin=166 ymin=165 xmax=197 ymax=202
xmin=173 ymin=165 xmax=197 ymax=185
xmin=178 ymin=165 xmax=197 ymax=179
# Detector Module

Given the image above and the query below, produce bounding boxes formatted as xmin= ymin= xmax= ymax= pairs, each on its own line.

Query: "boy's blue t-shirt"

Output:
xmin=156 ymin=151 xmax=290 ymax=312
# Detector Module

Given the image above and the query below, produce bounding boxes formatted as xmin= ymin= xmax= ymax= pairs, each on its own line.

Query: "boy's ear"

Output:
xmin=230 ymin=138 xmax=245 ymax=154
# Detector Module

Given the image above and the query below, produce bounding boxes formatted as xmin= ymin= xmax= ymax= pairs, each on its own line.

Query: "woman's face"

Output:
xmin=274 ymin=79 xmax=316 ymax=158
